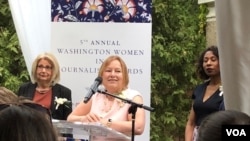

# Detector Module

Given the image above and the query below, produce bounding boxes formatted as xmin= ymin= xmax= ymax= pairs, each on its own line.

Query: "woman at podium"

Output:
xmin=67 ymin=55 xmax=146 ymax=136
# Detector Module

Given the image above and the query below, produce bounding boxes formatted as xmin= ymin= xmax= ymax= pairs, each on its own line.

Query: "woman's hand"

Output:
xmin=85 ymin=113 xmax=101 ymax=122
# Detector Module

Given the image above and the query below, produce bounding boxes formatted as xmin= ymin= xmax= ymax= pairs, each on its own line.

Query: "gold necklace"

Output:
xmin=103 ymin=96 xmax=113 ymax=112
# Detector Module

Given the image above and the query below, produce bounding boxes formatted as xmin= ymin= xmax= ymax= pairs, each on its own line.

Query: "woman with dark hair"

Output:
xmin=0 ymin=103 xmax=58 ymax=141
xmin=0 ymin=87 xmax=59 ymax=140
xmin=185 ymin=46 xmax=224 ymax=141
xmin=198 ymin=110 xmax=250 ymax=141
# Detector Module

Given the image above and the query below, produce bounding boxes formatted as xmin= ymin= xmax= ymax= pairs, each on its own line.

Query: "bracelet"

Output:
xmin=106 ymin=119 xmax=112 ymax=127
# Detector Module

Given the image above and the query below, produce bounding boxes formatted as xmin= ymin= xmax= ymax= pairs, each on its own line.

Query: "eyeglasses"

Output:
xmin=0 ymin=103 xmax=52 ymax=123
xmin=37 ymin=65 xmax=52 ymax=71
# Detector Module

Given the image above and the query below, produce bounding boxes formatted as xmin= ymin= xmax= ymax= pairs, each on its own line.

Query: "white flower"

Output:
xmin=219 ymin=85 xmax=223 ymax=96
xmin=54 ymin=96 xmax=71 ymax=110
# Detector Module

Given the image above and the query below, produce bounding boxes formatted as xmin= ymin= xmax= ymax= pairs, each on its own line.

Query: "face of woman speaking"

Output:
xmin=102 ymin=60 xmax=123 ymax=94
xmin=36 ymin=59 xmax=53 ymax=83
xmin=203 ymin=51 xmax=220 ymax=77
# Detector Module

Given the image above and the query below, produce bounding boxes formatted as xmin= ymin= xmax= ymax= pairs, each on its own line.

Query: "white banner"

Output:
xmin=51 ymin=0 xmax=152 ymax=140
xmin=51 ymin=23 xmax=151 ymax=140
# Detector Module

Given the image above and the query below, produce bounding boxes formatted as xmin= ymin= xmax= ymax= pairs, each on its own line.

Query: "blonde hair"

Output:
xmin=31 ymin=52 xmax=60 ymax=85
xmin=98 ymin=55 xmax=129 ymax=90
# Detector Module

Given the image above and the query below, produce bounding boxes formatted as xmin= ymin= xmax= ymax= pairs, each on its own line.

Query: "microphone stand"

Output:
xmin=97 ymin=89 xmax=154 ymax=141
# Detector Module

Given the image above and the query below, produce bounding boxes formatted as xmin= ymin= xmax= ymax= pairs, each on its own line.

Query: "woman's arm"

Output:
xmin=101 ymin=95 xmax=145 ymax=135
xmin=185 ymin=106 xmax=196 ymax=141
xmin=66 ymin=99 xmax=92 ymax=122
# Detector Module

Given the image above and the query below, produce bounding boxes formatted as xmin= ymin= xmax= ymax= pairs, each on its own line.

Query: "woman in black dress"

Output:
xmin=185 ymin=46 xmax=224 ymax=141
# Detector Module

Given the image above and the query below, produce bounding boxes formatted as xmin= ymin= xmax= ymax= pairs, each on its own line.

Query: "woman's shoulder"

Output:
xmin=123 ymin=88 xmax=141 ymax=99
xmin=195 ymin=81 xmax=209 ymax=90
xmin=20 ymin=82 xmax=35 ymax=88
xmin=53 ymin=83 xmax=71 ymax=92
xmin=192 ymin=81 xmax=209 ymax=98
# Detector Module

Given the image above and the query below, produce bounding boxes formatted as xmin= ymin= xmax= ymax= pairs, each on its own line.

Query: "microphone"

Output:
xmin=83 ymin=77 xmax=102 ymax=103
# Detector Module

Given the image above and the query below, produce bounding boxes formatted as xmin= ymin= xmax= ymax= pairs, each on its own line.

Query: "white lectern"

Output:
xmin=53 ymin=119 xmax=131 ymax=141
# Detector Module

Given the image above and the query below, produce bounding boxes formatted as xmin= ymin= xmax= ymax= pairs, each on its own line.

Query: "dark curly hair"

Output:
xmin=196 ymin=45 xmax=219 ymax=80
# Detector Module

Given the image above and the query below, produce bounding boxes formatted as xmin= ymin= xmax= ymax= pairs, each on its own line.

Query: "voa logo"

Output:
xmin=226 ymin=129 xmax=246 ymax=136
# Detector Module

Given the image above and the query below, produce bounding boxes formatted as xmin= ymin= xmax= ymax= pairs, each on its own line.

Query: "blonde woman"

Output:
xmin=18 ymin=52 xmax=72 ymax=120
xmin=67 ymin=55 xmax=145 ymax=139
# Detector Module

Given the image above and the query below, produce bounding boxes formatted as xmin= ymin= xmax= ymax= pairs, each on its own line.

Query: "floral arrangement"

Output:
xmin=54 ymin=96 xmax=71 ymax=110
xmin=219 ymin=85 xmax=223 ymax=96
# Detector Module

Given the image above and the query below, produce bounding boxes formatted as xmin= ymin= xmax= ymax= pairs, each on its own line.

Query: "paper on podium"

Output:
xmin=52 ymin=119 xmax=131 ymax=141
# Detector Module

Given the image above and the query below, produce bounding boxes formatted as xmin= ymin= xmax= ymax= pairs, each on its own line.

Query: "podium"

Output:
xmin=52 ymin=119 xmax=131 ymax=141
